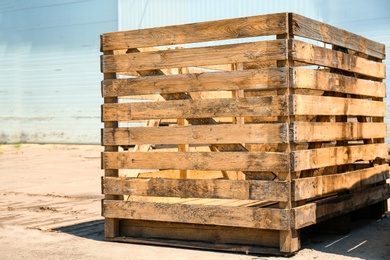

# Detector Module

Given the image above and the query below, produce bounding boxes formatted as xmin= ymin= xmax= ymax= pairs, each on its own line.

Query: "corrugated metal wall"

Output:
xmin=0 ymin=0 xmax=118 ymax=144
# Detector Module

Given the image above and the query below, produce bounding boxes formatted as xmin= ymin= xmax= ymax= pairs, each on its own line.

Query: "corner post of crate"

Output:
xmin=100 ymin=35 xmax=120 ymax=238
xmin=276 ymin=13 xmax=300 ymax=254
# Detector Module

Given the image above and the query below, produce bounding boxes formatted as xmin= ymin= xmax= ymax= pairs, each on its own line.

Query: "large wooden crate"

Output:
xmin=100 ymin=12 xmax=389 ymax=255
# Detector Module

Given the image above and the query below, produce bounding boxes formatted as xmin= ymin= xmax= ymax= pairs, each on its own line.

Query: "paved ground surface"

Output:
xmin=0 ymin=144 xmax=389 ymax=260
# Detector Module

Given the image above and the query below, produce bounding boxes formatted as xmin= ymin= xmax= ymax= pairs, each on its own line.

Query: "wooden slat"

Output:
xmin=290 ymin=40 xmax=386 ymax=79
xmin=292 ymin=164 xmax=389 ymax=201
xmin=291 ymin=94 xmax=386 ymax=117
xmin=293 ymin=184 xmax=390 ymax=229
xmin=118 ymin=219 xmax=280 ymax=251
xmin=291 ymin=143 xmax=388 ymax=172
xmin=102 ymin=96 xmax=288 ymax=121
xmin=291 ymin=68 xmax=386 ymax=98
xmin=102 ymin=200 xmax=290 ymax=230
xmin=102 ymin=123 xmax=288 ymax=146
xmin=102 ymin=151 xmax=289 ymax=172
xmin=101 ymin=40 xmax=287 ymax=73
xmin=291 ymin=122 xmax=387 ymax=142
xmin=291 ymin=13 xmax=385 ymax=59
xmin=102 ymin=177 xmax=289 ymax=201
xmin=101 ymin=13 xmax=288 ymax=51
xmin=102 ymin=68 xmax=288 ymax=97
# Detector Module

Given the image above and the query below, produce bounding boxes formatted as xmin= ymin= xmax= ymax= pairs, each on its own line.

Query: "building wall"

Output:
xmin=0 ymin=0 xmax=118 ymax=144
xmin=1 ymin=0 xmax=389 ymax=144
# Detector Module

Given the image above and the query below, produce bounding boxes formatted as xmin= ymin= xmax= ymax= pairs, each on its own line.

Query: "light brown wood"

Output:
xmin=293 ymin=184 xmax=390 ymax=229
xmin=102 ymin=96 xmax=288 ymax=121
xmin=101 ymin=13 xmax=288 ymax=51
xmin=291 ymin=68 xmax=386 ymax=98
xmin=102 ymin=68 xmax=288 ymax=97
xmin=102 ymin=177 xmax=289 ymax=201
xmin=102 ymin=123 xmax=288 ymax=146
xmin=291 ymin=13 xmax=385 ymax=59
xmin=291 ymin=122 xmax=387 ymax=142
xmin=118 ymin=219 xmax=280 ymax=249
xmin=103 ymin=200 xmax=290 ymax=230
xmin=291 ymin=94 xmax=386 ymax=117
xmin=102 ymin=40 xmax=288 ymax=73
xmin=292 ymin=164 xmax=389 ymax=200
xmin=291 ymin=143 xmax=388 ymax=171
xmin=102 ymin=151 xmax=289 ymax=172
xmin=290 ymin=40 xmax=386 ymax=79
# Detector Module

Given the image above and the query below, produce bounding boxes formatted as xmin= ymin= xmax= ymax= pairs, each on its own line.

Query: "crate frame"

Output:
xmin=100 ymin=12 xmax=389 ymax=255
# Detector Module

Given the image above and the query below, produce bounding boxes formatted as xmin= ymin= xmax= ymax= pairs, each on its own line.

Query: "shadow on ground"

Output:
xmin=55 ymin=220 xmax=105 ymax=241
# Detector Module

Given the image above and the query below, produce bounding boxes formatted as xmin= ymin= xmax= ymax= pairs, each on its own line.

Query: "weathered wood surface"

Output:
xmin=291 ymin=95 xmax=386 ymax=117
xmin=119 ymin=219 xmax=280 ymax=249
xmin=293 ymin=184 xmax=390 ymax=229
xmin=291 ymin=68 xmax=386 ymax=98
xmin=291 ymin=122 xmax=387 ymax=142
xmin=291 ymin=13 xmax=385 ymax=59
xmin=101 ymin=13 xmax=288 ymax=51
xmin=292 ymin=164 xmax=389 ymax=200
xmin=102 ymin=177 xmax=289 ymax=201
xmin=102 ymin=40 xmax=287 ymax=73
xmin=102 ymin=68 xmax=288 ymax=97
xmin=103 ymin=200 xmax=290 ymax=230
xmin=102 ymin=123 xmax=288 ymax=145
xmin=102 ymin=96 xmax=288 ymax=121
xmin=291 ymin=40 xmax=386 ymax=79
xmin=102 ymin=151 xmax=289 ymax=172
xmin=291 ymin=143 xmax=388 ymax=171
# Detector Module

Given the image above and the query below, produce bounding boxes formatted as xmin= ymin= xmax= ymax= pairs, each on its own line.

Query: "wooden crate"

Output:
xmin=100 ymin=12 xmax=389 ymax=255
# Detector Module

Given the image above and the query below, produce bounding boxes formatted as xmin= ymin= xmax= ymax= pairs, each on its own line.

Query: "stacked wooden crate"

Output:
xmin=100 ymin=12 xmax=389 ymax=255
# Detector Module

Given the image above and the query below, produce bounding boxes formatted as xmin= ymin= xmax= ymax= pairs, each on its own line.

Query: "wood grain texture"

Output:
xmin=293 ymin=184 xmax=390 ymax=229
xmin=101 ymin=40 xmax=287 ymax=73
xmin=101 ymin=13 xmax=288 ymax=51
xmin=291 ymin=143 xmax=388 ymax=171
xmin=102 ymin=151 xmax=289 ymax=172
xmin=290 ymin=40 xmax=386 ymax=79
xmin=102 ymin=123 xmax=288 ymax=146
xmin=102 ymin=177 xmax=289 ymax=201
xmin=102 ymin=68 xmax=288 ymax=97
xmin=292 ymin=164 xmax=389 ymax=200
xmin=102 ymin=96 xmax=288 ymax=121
xmin=291 ymin=122 xmax=387 ymax=142
xmin=102 ymin=200 xmax=290 ymax=230
xmin=291 ymin=13 xmax=385 ymax=59
xmin=291 ymin=94 xmax=386 ymax=117
xmin=291 ymin=68 xmax=386 ymax=98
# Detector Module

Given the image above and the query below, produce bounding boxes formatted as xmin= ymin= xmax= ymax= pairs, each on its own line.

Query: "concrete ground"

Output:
xmin=0 ymin=144 xmax=389 ymax=260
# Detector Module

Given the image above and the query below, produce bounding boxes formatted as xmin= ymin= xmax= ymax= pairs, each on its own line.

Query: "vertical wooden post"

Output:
xmin=277 ymin=13 xmax=300 ymax=253
xmin=102 ymin=47 xmax=120 ymax=238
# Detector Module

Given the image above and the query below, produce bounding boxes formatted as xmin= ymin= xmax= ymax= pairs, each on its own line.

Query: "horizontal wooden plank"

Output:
xmin=291 ymin=13 xmax=385 ymax=59
xmin=291 ymin=40 xmax=386 ymax=79
xmin=102 ymin=96 xmax=288 ymax=121
xmin=291 ymin=95 xmax=387 ymax=117
xmin=101 ymin=13 xmax=288 ymax=51
xmin=291 ymin=68 xmax=386 ymax=98
xmin=293 ymin=184 xmax=390 ymax=229
xmin=102 ymin=123 xmax=288 ymax=146
xmin=102 ymin=200 xmax=290 ymax=230
xmin=102 ymin=68 xmax=288 ymax=97
xmin=102 ymin=151 xmax=289 ymax=172
xmin=101 ymin=40 xmax=287 ymax=72
xmin=291 ymin=143 xmax=388 ymax=171
xmin=291 ymin=122 xmax=387 ymax=142
xmin=102 ymin=177 xmax=289 ymax=201
xmin=118 ymin=219 xmax=280 ymax=251
xmin=292 ymin=164 xmax=389 ymax=201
